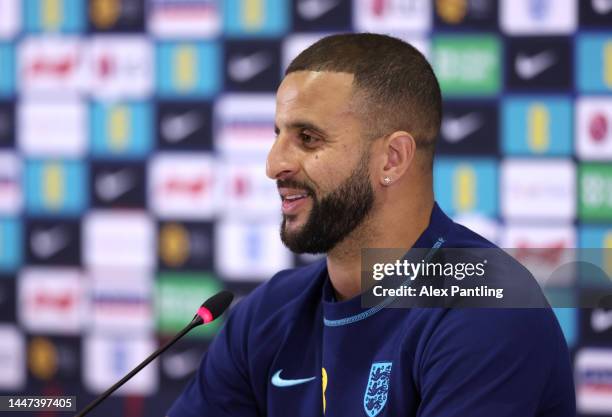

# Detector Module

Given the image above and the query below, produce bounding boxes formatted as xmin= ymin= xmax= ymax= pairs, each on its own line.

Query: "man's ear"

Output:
xmin=379 ymin=131 xmax=416 ymax=186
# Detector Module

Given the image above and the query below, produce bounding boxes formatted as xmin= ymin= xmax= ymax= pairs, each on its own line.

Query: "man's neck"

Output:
xmin=326 ymin=198 xmax=434 ymax=301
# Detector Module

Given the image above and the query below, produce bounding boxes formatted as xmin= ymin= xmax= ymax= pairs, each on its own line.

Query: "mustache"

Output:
xmin=276 ymin=179 xmax=315 ymax=196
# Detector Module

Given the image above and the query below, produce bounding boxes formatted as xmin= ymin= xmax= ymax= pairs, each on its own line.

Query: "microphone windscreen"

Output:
xmin=202 ymin=290 xmax=234 ymax=320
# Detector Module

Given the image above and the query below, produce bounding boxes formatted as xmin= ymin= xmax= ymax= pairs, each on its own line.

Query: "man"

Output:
xmin=167 ymin=34 xmax=575 ymax=417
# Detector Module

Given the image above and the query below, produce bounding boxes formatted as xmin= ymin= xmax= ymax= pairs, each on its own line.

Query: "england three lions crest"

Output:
xmin=363 ymin=362 xmax=392 ymax=417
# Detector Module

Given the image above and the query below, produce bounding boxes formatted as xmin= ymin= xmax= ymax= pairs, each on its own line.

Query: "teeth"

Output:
xmin=285 ymin=194 xmax=307 ymax=201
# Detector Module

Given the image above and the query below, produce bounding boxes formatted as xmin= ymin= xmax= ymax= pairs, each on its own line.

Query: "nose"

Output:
xmin=266 ymin=134 xmax=299 ymax=180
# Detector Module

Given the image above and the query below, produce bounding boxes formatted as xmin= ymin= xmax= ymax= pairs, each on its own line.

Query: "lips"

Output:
xmin=280 ymin=190 xmax=311 ymax=215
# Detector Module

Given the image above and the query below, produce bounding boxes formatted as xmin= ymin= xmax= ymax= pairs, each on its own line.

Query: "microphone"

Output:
xmin=75 ymin=290 xmax=234 ymax=417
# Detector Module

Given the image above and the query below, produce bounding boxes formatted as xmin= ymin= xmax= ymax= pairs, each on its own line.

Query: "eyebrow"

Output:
xmin=274 ymin=120 xmax=329 ymax=136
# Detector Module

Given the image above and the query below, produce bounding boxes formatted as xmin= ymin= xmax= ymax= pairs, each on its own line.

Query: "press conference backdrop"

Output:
xmin=0 ymin=0 xmax=610 ymax=415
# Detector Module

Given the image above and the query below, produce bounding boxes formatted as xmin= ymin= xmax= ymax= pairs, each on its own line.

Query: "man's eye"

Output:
xmin=300 ymin=133 xmax=318 ymax=145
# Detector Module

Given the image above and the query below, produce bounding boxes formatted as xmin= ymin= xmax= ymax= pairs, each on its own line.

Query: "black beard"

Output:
xmin=279 ymin=151 xmax=375 ymax=254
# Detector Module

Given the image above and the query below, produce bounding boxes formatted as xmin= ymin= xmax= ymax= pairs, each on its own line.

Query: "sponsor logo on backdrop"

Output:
xmin=90 ymin=101 xmax=153 ymax=159
xmin=149 ymin=0 xmax=221 ymax=38
xmin=95 ymin=168 xmax=136 ymax=203
xmin=227 ymin=51 xmax=270 ymax=82
xmin=297 ymin=0 xmax=341 ymax=21
xmin=18 ymin=98 xmax=87 ymax=157
xmin=434 ymin=158 xmax=498 ymax=217
xmin=84 ymin=334 xmax=158 ymax=394
xmin=0 ymin=0 xmax=20 ymax=39
xmin=84 ymin=211 xmax=154 ymax=268
xmin=156 ymin=41 xmax=221 ymax=98
xmin=501 ymin=225 xmax=576 ymax=285
xmin=577 ymin=97 xmax=612 ymax=160
xmin=222 ymin=160 xmax=279 ymax=219
xmin=91 ymin=162 xmax=146 ymax=208
xmin=0 ymin=218 xmax=21 ymax=271
xmin=28 ymin=335 xmax=80 ymax=381
xmin=442 ymin=112 xmax=482 ymax=142
xmin=157 ymin=102 xmax=213 ymax=150
xmin=156 ymin=272 xmax=223 ymax=338
xmin=25 ymin=160 xmax=88 ymax=216
xmin=215 ymin=220 xmax=293 ymax=281
xmin=500 ymin=0 xmax=577 ymax=34
xmin=0 ymin=152 xmax=21 ymax=214
xmin=225 ymin=40 xmax=281 ymax=91
xmin=0 ymin=325 xmax=24 ymax=389
xmin=158 ymin=221 xmax=214 ymax=270
xmin=214 ymin=94 xmax=275 ymax=155
xmin=293 ymin=0 xmax=351 ymax=31
xmin=591 ymin=308 xmax=612 ymax=333
xmin=506 ymin=37 xmax=572 ymax=90
xmin=26 ymin=219 xmax=80 ymax=265
xmin=432 ymin=35 xmax=501 ymax=96
xmin=89 ymin=0 xmax=145 ymax=32
xmin=577 ymin=34 xmax=612 ymax=93
xmin=18 ymin=268 xmax=85 ymax=334
xmin=18 ymin=37 xmax=86 ymax=94
xmin=502 ymin=97 xmax=573 ymax=156
xmin=579 ymin=164 xmax=612 ymax=221
xmin=354 ymin=0 xmax=431 ymax=34
xmin=0 ymin=43 xmax=14 ymax=96
xmin=223 ymin=0 xmax=289 ymax=37
xmin=90 ymin=269 xmax=153 ymax=333
xmin=578 ymin=290 xmax=612 ymax=344
xmin=149 ymin=153 xmax=218 ymax=219
xmin=580 ymin=0 xmax=612 ymax=26
xmin=501 ymin=159 xmax=575 ymax=220
xmin=0 ymin=102 xmax=14 ymax=146
xmin=23 ymin=0 xmax=85 ymax=32
xmin=87 ymin=35 xmax=153 ymax=99
xmin=434 ymin=0 xmax=497 ymax=28
xmin=438 ymin=101 xmax=497 ymax=155
xmin=576 ymin=348 xmax=612 ymax=414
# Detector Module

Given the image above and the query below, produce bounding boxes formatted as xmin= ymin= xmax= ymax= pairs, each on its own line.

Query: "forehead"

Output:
xmin=275 ymin=71 xmax=358 ymax=129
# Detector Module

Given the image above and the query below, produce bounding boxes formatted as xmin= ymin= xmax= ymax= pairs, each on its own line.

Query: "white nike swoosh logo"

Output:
xmin=441 ymin=113 xmax=483 ymax=143
xmin=271 ymin=369 xmax=316 ymax=387
xmin=515 ymin=50 xmax=557 ymax=80
xmin=162 ymin=110 xmax=204 ymax=143
xmin=297 ymin=0 xmax=340 ymax=20
xmin=162 ymin=349 xmax=201 ymax=379
xmin=593 ymin=0 xmax=612 ymax=14
xmin=592 ymin=309 xmax=612 ymax=332
xmin=95 ymin=169 xmax=136 ymax=202
xmin=228 ymin=51 xmax=271 ymax=82
xmin=31 ymin=226 xmax=69 ymax=259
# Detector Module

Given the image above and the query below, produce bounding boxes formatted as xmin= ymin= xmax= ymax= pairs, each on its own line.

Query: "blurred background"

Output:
xmin=0 ymin=0 xmax=610 ymax=415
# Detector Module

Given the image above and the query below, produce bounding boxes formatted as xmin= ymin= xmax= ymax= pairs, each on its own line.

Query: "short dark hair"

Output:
xmin=286 ymin=33 xmax=442 ymax=166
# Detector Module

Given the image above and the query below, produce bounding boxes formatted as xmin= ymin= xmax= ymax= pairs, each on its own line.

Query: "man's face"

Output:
xmin=267 ymin=71 xmax=376 ymax=254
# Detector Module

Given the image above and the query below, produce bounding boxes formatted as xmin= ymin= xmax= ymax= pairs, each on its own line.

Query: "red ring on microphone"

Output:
xmin=197 ymin=306 xmax=214 ymax=324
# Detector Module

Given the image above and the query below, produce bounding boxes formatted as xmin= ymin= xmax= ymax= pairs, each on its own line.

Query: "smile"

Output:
xmin=281 ymin=193 xmax=310 ymax=215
